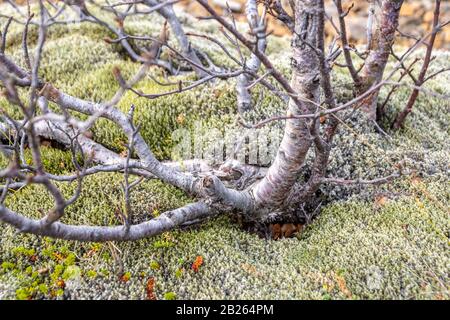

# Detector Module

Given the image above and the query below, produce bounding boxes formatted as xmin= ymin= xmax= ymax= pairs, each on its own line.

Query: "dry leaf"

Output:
xmin=270 ymin=223 xmax=281 ymax=240
xmin=374 ymin=195 xmax=388 ymax=209
xmin=191 ymin=255 xmax=204 ymax=272
xmin=146 ymin=277 xmax=157 ymax=300
xmin=335 ymin=274 xmax=352 ymax=299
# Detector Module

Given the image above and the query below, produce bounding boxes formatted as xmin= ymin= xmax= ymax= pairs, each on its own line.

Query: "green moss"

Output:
xmin=150 ymin=261 xmax=160 ymax=270
xmin=175 ymin=269 xmax=183 ymax=279
xmin=12 ymin=247 xmax=35 ymax=257
xmin=50 ymin=265 xmax=64 ymax=282
xmin=64 ymin=253 xmax=76 ymax=266
xmin=86 ymin=270 xmax=98 ymax=278
xmin=1 ymin=262 xmax=15 ymax=271
xmin=0 ymin=146 xmax=78 ymax=177
xmin=39 ymin=35 xmax=120 ymax=86
xmin=164 ymin=292 xmax=177 ymax=300
xmin=0 ymin=174 xmax=448 ymax=299
xmin=62 ymin=266 xmax=81 ymax=281
xmin=153 ymin=240 xmax=175 ymax=249
xmin=38 ymin=284 xmax=49 ymax=295
xmin=16 ymin=288 xmax=32 ymax=300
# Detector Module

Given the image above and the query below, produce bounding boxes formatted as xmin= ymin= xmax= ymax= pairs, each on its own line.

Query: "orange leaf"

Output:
xmin=52 ymin=252 xmax=64 ymax=261
xmin=191 ymin=255 xmax=204 ymax=272
xmin=335 ymin=274 xmax=352 ymax=299
xmin=120 ymin=272 xmax=131 ymax=283
xmin=374 ymin=195 xmax=388 ymax=209
xmin=56 ymin=279 xmax=65 ymax=289
xmin=270 ymin=223 xmax=281 ymax=240
xmin=146 ymin=277 xmax=157 ymax=300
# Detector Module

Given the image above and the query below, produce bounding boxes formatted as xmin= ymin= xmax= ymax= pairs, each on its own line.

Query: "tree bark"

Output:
xmin=359 ymin=0 xmax=404 ymax=119
xmin=236 ymin=0 xmax=267 ymax=113
xmin=0 ymin=201 xmax=212 ymax=242
xmin=145 ymin=0 xmax=208 ymax=78
xmin=251 ymin=0 xmax=320 ymax=209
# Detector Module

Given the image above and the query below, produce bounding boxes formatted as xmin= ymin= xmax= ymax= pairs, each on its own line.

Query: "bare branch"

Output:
xmin=333 ymin=0 xmax=360 ymax=85
xmin=392 ymin=0 xmax=444 ymax=129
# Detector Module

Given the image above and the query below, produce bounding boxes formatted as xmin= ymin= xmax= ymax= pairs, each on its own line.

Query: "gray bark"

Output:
xmin=251 ymin=0 xmax=320 ymax=209
xmin=0 ymin=201 xmax=212 ymax=241
xmin=359 ymin=0 xmax=404 ymax=119
xmin=236 ymin=0 xmax=267 ymax=113
xmin=145 ymin=0 xmax=208 ymax=78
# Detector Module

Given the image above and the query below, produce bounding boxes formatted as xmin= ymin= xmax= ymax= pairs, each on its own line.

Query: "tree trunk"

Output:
xmin=359 ymin=0 xmax=404 ymax=119
xmin=251 ymin=0 xmax=320 ymax=210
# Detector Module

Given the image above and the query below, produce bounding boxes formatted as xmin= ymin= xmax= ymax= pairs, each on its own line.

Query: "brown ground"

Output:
xmin=1 ymin=0 xmax=449 ymax=48
xmin=176 ymin=0 xmax=450 ymax=49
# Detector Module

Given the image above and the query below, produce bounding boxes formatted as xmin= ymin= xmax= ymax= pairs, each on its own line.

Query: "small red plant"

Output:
xmin=191 ymin=256 xmax=204 ymax=273
xmin=146 ymin=277 xmax=157 ymax=300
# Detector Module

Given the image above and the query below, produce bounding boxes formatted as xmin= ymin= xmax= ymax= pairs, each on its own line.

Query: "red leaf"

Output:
xmin=146 ymin=277 xmax=157 ymax=300
xmin=191 ymin=256 xmax=204 ymax=273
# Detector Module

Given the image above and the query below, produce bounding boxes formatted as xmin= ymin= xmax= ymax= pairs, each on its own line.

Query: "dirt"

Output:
xmin=176 ymin=0 xmax=450 ymax=49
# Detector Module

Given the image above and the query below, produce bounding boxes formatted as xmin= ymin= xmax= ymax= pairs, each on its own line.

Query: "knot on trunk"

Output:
xmin=39 ymin=83 xmax=60 ymax=102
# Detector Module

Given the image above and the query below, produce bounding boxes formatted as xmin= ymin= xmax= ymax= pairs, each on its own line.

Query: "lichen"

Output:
xmin=0 ymin=178 xmax=448 ymax=299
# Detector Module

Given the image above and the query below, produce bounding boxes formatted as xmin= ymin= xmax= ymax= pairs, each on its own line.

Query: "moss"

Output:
xmin=62 ymin=266 xmax=81 ymax=281
xmin=64 ymin=253 xmax=77 ymax=266
xmin=12 ymin=246 xmax=35 ymax=257
xmin=1 ymin=262 xmax=15 ymax=271
xmin=0 ymin=146 xmax=76 ymax=176
xmin=86 ymin=270 xmax=98 ymax=278
xmin=3 ymin=172 xmax=191 ymax=227
xmin=0 ymin=174 xmax=447 ymax=300
xmin=150 ymin=261 xmax=160 ymax=270
xmin=38 ymin=284 xmax=49 ymax=295
xmin=164 ymin=292 xmax=177 ymax=300
xmin=16 ymin=288 xmax=32 ymax=300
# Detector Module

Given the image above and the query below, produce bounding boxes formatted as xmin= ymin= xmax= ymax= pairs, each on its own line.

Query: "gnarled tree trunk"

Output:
xmin=252 ymin=0 xmax=320 ymax=210
xmin=358 ymin=0 xmax=404 ymax=119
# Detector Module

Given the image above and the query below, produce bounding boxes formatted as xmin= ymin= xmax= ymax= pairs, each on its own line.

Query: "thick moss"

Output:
xmin=0 ymin=146 xmax=76 ymax=175
xmin=0 ymin=176 xmax=447 ymax=299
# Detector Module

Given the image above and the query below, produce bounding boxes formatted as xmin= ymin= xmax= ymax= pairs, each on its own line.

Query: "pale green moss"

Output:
xmin=0 ymin=146 xmax=77 ymax=175
xmin=0 ymin=177 xmax=447 ymax=299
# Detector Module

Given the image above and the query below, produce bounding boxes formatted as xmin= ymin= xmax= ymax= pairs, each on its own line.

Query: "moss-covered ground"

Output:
xmin=0 ymin=4 xmax=448 ymax=299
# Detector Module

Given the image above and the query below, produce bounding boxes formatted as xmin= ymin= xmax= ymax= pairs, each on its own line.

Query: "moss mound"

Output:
xmin=0 ymin=175 xmax=447 ymax=299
